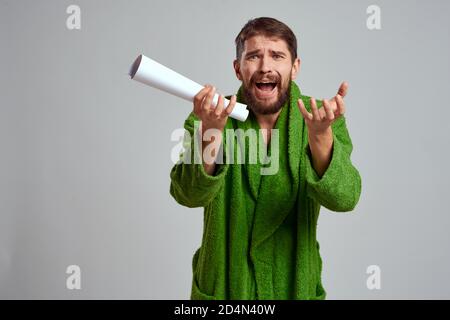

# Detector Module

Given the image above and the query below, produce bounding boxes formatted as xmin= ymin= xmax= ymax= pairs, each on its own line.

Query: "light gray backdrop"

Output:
xmin=1 ymin=0 xmax=449 ymax=299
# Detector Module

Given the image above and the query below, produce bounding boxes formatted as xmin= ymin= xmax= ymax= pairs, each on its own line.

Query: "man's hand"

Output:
xmin=297 ymin=81 xmax=347 ymax=136
xmin=193 ymin=84 xmax=237 ymax=175
xmin=193 ymin=84 xmax=237 ymax=133
xmin=296 ymin=81 xmax=349 ymax=177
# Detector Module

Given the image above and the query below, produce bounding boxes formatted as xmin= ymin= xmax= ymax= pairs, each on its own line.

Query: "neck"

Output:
xmin=254 ymin=109 xmax=282 ymax=130
xmin=254 ymin=109 xmax=282 ymax=145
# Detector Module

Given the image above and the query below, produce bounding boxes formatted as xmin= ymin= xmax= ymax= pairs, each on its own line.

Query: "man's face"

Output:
xmin=234 ymin=35 xmax=300 ymax=115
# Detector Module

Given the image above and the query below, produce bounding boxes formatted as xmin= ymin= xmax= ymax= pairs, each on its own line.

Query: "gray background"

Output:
xmin=1 ymin=0 xmax=449 ymax=299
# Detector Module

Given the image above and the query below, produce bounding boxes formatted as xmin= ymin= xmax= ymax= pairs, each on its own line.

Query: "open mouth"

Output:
xmin=255 ymin=82 xmax=277 ymax=91
xmin=254 ymin=81 xmax=277 ymax=98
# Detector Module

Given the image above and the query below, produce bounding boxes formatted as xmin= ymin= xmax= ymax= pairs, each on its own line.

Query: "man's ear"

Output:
xmin=233 ymin=59 xmax=242 ymax=81
xmin=290 ymin=57 xmax=301 ymax=80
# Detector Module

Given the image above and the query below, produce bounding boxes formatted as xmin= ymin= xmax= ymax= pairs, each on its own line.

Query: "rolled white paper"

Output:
xmin=129 ymin=54 xmax=249 ymax=122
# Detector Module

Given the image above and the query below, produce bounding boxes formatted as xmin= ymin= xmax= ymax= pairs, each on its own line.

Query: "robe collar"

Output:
xmin=231 ymin=81 xmax=306 ymax=249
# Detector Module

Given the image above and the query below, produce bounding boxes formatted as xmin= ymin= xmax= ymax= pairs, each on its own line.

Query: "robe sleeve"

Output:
xmin=169 ymin=112 xmax=229 ymax=208
xmin=304 ymin=114 xmax=362 ymax=212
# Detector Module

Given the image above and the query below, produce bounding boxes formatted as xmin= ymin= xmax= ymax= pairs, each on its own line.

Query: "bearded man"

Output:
xmin=170 ymin=17 xmax=362 ymax=300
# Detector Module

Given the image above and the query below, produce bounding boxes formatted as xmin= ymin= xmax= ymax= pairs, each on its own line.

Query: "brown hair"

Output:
xmin=235 ymin=17 xmax=298 ymax=64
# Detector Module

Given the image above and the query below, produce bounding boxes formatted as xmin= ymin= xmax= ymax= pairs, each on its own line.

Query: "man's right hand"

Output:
xmin=193 ymin=84 xmax=237 ymax=133
xmin=193 ymin=85 xmax=236 ymax=176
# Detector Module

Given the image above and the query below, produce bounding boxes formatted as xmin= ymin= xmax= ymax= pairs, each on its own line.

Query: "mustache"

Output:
xmin=251 ymin=75 xmax=280 ymax=84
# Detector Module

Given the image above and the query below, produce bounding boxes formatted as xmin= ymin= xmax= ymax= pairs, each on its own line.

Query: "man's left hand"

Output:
xmin=297 ymin=81 xmax=348 ymax=136
xmin=296 ymin=81 xmax=349 ymax=177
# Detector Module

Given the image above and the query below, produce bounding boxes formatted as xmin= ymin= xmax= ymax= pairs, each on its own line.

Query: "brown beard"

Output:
xmin=242 ymin=77 xmax=291 ymax=115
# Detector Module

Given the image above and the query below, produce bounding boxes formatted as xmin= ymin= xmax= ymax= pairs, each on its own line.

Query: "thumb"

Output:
xmin=337 ymin=81 xmax=349 ymax=98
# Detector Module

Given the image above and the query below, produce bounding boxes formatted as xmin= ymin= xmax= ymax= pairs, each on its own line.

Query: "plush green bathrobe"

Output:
xmin=170 ymin=81 xmax=361 ymax=300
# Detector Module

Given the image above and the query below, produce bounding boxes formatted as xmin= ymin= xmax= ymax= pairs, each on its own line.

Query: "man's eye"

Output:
xmin=273 ymin=54 xmax=283 ymax=59
xmin=248 ymin=55 xmax=258 ymax=60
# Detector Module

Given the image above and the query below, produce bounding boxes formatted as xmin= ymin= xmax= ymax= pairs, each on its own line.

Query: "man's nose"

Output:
xmin=258 ymin=55 xmax=273 ymax=73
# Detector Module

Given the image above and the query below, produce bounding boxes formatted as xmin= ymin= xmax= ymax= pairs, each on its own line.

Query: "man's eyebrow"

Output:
xmin=245 ymin=49 xmax=261 ymax=57
xmin=271 ymin=50 xmax=286 ymax=56
xmin=244 ymin=49 xmax=287 ymax=57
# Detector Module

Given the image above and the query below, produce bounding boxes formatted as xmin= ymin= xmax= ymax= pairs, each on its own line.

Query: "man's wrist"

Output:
xmin=201 ymin=122 xmax=225 ymax=135
xmin=308 ymin=127 xmax=333 ymax=142
xmin=199 ymin=123 xmax=224 ymax=176
xmin=308 ymin=127 xmax=333 ymax=177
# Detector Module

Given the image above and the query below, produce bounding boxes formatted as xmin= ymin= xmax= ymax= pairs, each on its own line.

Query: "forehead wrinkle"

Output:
xmin=244 ymin=37 xmax=289 ymax=56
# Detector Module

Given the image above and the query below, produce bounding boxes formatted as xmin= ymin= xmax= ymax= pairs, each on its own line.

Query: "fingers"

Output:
xmin=297 ymin=98 xmax=312 ymax=120
xmin=225 ymin=95 xmax=237 ymax=116
xmin=203 ymin=86 xmax=216 ymax=112
xmin=336 ymin=94 xmax=346 ymax=115
xmin=193 ymin=84 xmax=234 ymax=132
xmin=300 ymin=97 xmax=336 ymax=123
xmin=215 ymin=94 xmax=237 ymax=118
xmin=194 ymin=84 xmax=212 ymax=115
xmin=337 ymin=81 xmax=349 ymax=98
xmin=328 ymin=98 xmax=338 ymax=114
xmin=195 ymin=84 xmax=236 ymax=119
xmin=323 ymin=99 xmax=335 ymax=121
xmin=214 ymin=94 xmax=224 ymax=116
xmin=310 ymin=97 xmax=321 ymax=121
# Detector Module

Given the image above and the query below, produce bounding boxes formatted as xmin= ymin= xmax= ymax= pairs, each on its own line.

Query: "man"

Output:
xmin=170 ymin=17 xmax=361 ymax=300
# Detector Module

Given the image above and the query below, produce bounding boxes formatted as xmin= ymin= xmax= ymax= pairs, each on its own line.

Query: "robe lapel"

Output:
xmin=233 ymin=88 xmax=262 ymax=202
xmin=249 ymin=81 xmax=304 ymax=251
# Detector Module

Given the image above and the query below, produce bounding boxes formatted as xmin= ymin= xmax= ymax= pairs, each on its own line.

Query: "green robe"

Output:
xmin=170 ymin=81 xmax=362 ymax=300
